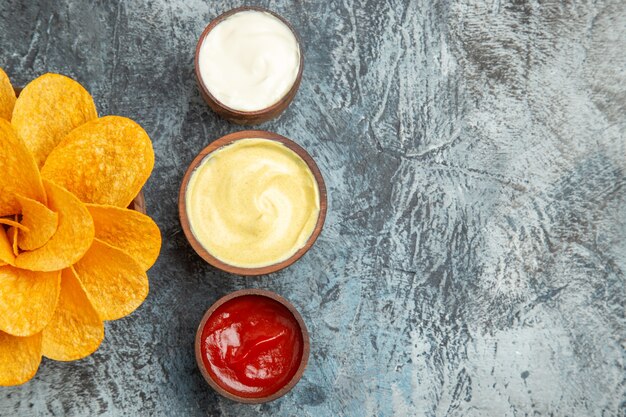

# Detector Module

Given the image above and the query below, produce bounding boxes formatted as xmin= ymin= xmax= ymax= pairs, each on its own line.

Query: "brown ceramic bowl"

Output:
xmin=128 ymin=192 xmax=146 ymax=214
xmin=195 ymin=289 xmax=310 ymax=403
xmin=179 ymin=130 xmax=326 ymax=276
xmin=194 ymin=6 xmax=304 ymax=125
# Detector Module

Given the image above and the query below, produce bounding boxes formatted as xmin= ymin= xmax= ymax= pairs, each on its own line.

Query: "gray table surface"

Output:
xmin=1 ymin=0 xmax=624 ymax=416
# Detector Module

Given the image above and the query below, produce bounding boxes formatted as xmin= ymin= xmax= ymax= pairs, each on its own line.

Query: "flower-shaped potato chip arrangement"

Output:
xmin=0 ymin=68 xmax=161 ymax=386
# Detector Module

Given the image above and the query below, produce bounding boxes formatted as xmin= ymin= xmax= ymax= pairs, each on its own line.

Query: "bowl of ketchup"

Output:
xmin=195 ymin=289 xmax=310 ymax=403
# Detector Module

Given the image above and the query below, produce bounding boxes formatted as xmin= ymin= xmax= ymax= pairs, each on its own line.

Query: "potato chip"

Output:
xmin=17 ymin=195 xmax=59 ymax=251
xmin=41 ymin=116 xmax=154 ymax=208
xmin=0 ymin=331 xmax=42 ymax=386
xmin=16 ymin=180 xmax=94 ymax=272
xmin=86 ymin=204 xmax=161 ymax=270
xmin=9 ymin=226 xmax=18 ymax=257
xmin=11 ymin=73 xmax=97 ymax=167
xmin=0 ymin=68 xmax=16 ymax=121
xmin=73 ymin=238 xmax=148 ymax=321
xmin=0 ymin=217 xmax=28 ymax=231
xmin=0 ymin=227 xmax=15 ymax=265
xmin=0 ymin=119 xmax=46 ymax=217
xmin=0 ymin=266 xmax=60 ymax=336
xmin=42 ymin=268 xmax=104 ymax=361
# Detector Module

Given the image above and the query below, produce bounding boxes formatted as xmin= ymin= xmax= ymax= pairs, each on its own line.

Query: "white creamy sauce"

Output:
xmin=198 ymin=10 xmax=301 ymax=112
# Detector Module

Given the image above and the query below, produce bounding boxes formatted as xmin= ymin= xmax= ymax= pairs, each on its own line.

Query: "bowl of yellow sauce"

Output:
xmin=179 ymin=130 xmax=326 ymax=275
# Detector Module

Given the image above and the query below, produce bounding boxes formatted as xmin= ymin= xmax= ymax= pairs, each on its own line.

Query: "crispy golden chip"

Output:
xmin=17 ymin=195 xmax=59 ymax=251
xmin=0 ymin=218 xmax=28 ymax=231
xmin=41 ymin=116 xmax=154 ymax=208
xmin=0 ymin=119 xmax=46 ymax=216
xmin=73 ymin=238 xmax=148 ymax=321
xmin=0 ymin=227 xmax=15 ymax=265
xmin=42 ymin=268 xmax=104 ymax=361
xmin=86 ymin=204 xmax=161 ymax=270
xmin=0 ymin=266 xmax=60 ymax=336
xmin=9 ymin=226 xmax=18 ymax=257
xmin=16 ymin=180 xmax=94 ymax=272
xmin=0 ymin=331 xmax=42 ymax=386
xmin=11 ymin=73 xmax=98 ymax=167
xmin=0 ymin=68 xmax=16 ymax=121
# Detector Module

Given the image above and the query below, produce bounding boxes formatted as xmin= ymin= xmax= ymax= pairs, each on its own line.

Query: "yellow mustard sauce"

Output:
xmin=186 ymin=138 xmax=320 ymax=268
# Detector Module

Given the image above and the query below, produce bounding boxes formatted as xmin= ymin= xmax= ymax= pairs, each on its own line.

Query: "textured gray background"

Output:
xmin=1 ymin=0 xmax=625 ymax=416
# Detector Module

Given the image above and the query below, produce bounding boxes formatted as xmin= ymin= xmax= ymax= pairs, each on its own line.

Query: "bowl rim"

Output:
xmin=194 ymin=288 xmax=310 ymax=403
xmin=194 ymin=6 xmax=305 ymax=119
xmin=178 ymin=130 xmax=327 ymax=276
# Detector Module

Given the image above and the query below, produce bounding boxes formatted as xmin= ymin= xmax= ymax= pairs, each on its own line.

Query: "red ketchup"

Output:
xmin=199 ymin=295 xmax=304 ymax=398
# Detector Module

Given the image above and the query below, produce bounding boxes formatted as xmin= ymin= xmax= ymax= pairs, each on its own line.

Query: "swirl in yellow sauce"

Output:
xmin=186 ymin=138 xmax=320 ymax=268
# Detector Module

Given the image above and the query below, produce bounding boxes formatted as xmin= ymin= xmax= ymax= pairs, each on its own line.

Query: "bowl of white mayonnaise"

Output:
xmin=194 ymin=7 xmax=304 ymax=124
